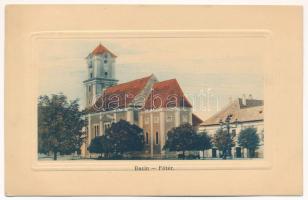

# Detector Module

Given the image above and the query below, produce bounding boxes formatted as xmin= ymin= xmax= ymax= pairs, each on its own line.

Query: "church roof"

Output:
xmin=201 ymin=98 xmax=263 ymax=126
xmin=144 ymin=79 xmax=192 ymax=109
xmin=90 ymin=75 xmax=153 ymax=112
xmin=89 ymin=43 xmax=117 ymax=58
xmin=87 ymin=75 xmax=193 ymax=113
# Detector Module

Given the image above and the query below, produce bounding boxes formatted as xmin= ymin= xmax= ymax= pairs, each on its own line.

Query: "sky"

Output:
xmin=38 ymin=37 xmax=265 ymax=120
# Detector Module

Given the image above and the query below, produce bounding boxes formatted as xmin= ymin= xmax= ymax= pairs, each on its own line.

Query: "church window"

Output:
xmin=104 ymin=60 xmax=108 ymax=64
xmin=155 ymin=132 xmax=159 ymax=145
xmin=105 ymin=72 xmax=108 ymax=76
xmin=145 ymin=132 xmax=149 ymax=144
xmin=88 ymin=85 xmax=92 ymax=92
xmin=104 ymin=122 xmax=111 ymax=130
xmin=90 ymin=73 xmax=93 ymax=78
xmin=94 ymin=124 xmax=100 ymax=137
xmin=133 ymin=110 xmax=139 ymax=121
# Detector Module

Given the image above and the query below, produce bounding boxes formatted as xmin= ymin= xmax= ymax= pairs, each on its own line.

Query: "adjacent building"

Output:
xmin=81 ymin=44 xmax=201 ymax=158
xmin=198 ymin=95 xmax=264 ymax=158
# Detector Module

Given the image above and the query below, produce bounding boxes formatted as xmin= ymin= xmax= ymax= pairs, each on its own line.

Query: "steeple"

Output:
xmin=83 ymin=43 xmax=118 ymax=107
xmin=90 ymin=43 xmax=117 ymax=58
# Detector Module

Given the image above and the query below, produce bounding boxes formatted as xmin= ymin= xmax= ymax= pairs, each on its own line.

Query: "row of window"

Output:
xmin=207 ymin=128 xmax=264 ymax=142
xmin=93 ymin=122 xmax=112 ymax=137
xmin=144 ymin=115 xmax=188 ymax=124
xmin=93 ymin=125 xmax=160 ymax=146
xmin=89 ymin=59 xmax=109 ymax=68
xmin=144 ymin=132 xmax=159 ymax=145
xmin=88 ymin=71 xmax=109 ymax=79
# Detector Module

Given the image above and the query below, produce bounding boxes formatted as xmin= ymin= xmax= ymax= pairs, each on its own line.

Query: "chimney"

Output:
xmin=242 ymin=94 xmax=246 ymax=106
xmin=249 ymin=94 xmax=253 ymax=100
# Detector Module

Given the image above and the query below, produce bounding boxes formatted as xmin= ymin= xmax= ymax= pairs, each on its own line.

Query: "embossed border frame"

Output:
xmin=31 ymin=30 xmax=272 ymax=171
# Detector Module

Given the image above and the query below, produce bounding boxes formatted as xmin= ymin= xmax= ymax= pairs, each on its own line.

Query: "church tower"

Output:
xmin=83 ymin=43 xmax=118 ymax=107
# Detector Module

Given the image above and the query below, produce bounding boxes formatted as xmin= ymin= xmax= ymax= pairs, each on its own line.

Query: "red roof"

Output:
xmin=88 ymin=76 xmax=192 ymax=112
xmin=91 ymin=75 xmax=152 ymax=111
xmin=91 ymin=44 xmax=117 ymax=58
xmin=144 ymin=79 xmax=192 ymax=109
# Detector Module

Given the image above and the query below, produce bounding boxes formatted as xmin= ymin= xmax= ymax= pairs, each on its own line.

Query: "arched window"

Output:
xmin=145 ymin=132 xmax=149 ymax=144
xmin=94 ymin=125 xmax=100 ymax=137
xmin=105 ymin=72 xmax=108 ymax=76
xmin=155 ymin=132 xmax=159 ymax=145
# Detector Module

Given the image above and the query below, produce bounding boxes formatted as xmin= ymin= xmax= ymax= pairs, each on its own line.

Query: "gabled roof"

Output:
xmin=89 ymin=43 xmax=117 ymax=58
xmin=87 ymin=75 xmax=193 ymax=113
xmin=201 ymin=98 xmax=263 ymax=126
xmin=90 ymin=75 xmax=153 ymax=112
xmin=236 ymin=106 xmax=263 ymax=122
xmin=144 ymin=79 xmax=192 ymax=109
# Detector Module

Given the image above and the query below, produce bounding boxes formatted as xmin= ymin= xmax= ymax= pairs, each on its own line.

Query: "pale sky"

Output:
xmin=38 ymin=37 xmax=265 ymax=120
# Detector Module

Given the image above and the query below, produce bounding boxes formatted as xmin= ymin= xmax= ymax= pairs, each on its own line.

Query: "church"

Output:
xmin=81 ymin=44 xmax=202 ymax=158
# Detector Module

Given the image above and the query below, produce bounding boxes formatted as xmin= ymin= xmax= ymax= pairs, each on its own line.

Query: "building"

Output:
xmin=81 ymin=44 xmax=201 ymax=158
xmin=198 ymin=95 xmax=264 ymax=158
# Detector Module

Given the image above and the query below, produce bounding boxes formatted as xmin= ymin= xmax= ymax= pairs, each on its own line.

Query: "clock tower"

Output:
xmin=83 ymin=43 xmax=118 ymax=107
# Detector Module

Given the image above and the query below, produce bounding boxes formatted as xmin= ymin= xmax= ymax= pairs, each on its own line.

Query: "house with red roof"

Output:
xmin=81 ymin=44 xmax=202 ymax=158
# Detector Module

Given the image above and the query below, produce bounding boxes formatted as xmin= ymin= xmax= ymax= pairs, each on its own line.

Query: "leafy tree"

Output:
xmin=100 ymin=135 xmax=114 ymax=159
xmin=38 ymin=94 xmax=85 ymax=160
xmin=88 ymin=134 xmax=120 ymax=159
xmin=88 ymin=136 xmax=104 ymax=157
xmin=163 ymin=123 xmax=198 ymax=158
xmin=195 ymin=132 xmax=212 ymax=158
xmin=238 ymin=127 xmax=260 ymax=158
xmin=104 ymin=119 xmax=144 ymax=157
xmin=213 ymin=128 xmax=236 ymax=159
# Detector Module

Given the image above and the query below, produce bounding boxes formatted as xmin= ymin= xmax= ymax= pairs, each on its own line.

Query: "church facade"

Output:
xmin=81 ymin=44 xmax=202 ymax=158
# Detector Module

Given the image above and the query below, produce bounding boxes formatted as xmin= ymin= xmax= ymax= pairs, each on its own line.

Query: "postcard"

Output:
xmin=5 ymin=5 xmax=302 ymax=196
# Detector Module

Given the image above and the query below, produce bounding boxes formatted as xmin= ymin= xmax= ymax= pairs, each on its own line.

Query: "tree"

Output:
xmin=213 ymin=128 xmax=236 ymax=159
xmin=195 ymin=132 xmax=212 ymax=159
xmin=38 ymin=94 xmax=85 ymax=160
xmin=88 ymin=136 xmax=104 ymax=157
xmin=238 ymin=127 xmax=260 ymax=158
xmin=104 ymin=119 xmax=144 ymax=157
xmin=163 ymin=123 xmax=198 ymax=158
